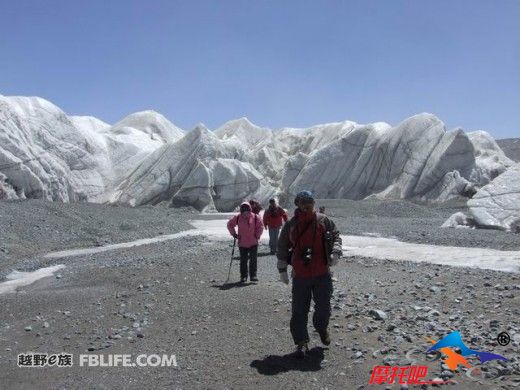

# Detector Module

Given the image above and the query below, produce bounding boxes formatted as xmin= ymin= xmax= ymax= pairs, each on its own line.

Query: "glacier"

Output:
xmin=444 ymin=163 xmax=520 ymax=232
xmin=0 ymin=94 xmax=517 ymax=219
xmin=108 ymin=124 xmax=278 ymax=210
xmin=0 ymin=95 xmax=183 ymax=202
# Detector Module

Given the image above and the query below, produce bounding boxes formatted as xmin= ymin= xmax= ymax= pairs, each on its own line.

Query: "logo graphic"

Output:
xmin=369 ymin=330 xmax=509 ymax=385
xmin=368 ymin=365 xmax=452 ymax=386
xmin=427 ymin=331 xmax=507 ymax=371
xmin=497 ymin=331 xmax=511 ymax=346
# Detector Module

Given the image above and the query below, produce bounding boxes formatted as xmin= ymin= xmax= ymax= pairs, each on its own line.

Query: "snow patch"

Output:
xmin=44 ymin=231 xmax=200 ymax=259
xmin=342 ymin=235 xmax=520 ymax=273
xmin=0 ymin=265 xmax=65 ymax=294
xmin=41 ymin=217 xmax=264 ymax=260
xmin=26 ymin=218 xmax=520 ymax=274
xmin=189 ymin=219 xmax=269 ymax=245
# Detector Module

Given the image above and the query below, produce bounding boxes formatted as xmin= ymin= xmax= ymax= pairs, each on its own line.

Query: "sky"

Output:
xmin=0 ymin=0 xmax=519 ymax=138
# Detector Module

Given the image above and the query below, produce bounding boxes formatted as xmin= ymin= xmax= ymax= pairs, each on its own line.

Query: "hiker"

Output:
xmin=263 ymin=198 xmax=288 ymax=254
xmin=276 ymin=190 xmax=342 ymax=358
xmin=249 ymin=199 xmax=263 ymax=215
xmin=227 ymin=202 xmax=264 ymax=283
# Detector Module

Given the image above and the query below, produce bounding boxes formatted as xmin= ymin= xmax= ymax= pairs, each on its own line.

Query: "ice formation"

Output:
xmin=0 ymin=94 xmax=515 ymax=215
xmin=0 ymin=96 xmax=182 ymax=202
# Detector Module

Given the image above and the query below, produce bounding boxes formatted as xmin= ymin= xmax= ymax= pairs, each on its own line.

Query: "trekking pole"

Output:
xmin=225 ymin=238 xmax=237 ymax=285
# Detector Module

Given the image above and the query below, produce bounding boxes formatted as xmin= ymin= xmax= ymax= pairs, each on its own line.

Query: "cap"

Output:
xmin=294 ymin=190 xmax=314 ymax=205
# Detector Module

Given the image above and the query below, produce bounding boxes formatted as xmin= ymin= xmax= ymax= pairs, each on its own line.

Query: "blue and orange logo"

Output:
xmin=427 ymin=331 xmax=507 ymax=371
xmin=368 ymin=331 xmax=509 ymax=385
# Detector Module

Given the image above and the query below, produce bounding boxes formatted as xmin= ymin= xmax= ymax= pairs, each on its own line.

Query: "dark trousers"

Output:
xmin=239 ymin=245 xmax=258 ymax=279
xmin=268 ymin=227 xmax=281 ymax=253
xmin=290 ymin=273 xmax=333 ymax=345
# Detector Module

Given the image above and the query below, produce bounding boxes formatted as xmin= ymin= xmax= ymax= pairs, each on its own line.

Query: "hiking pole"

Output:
xmin=225 ymin=238 xmax=237 ymax=285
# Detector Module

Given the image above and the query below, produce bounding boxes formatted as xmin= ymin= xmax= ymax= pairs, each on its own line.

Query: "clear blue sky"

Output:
xmin=1 ymin=1 xmax=519 ymax=138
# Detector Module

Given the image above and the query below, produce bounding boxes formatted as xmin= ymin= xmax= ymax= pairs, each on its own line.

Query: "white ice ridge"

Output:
xmin=1 ymin=94 xmax=515 ymax=215
xmin=0 ymin=265 xmax=65 ymax=294
xmin=443 ymin=162 xmax=520 ymax=231
xmin=0 ymin=95 xmax=184 ymax=202
xmin=343 ymin=235 xmax=520 ymax=273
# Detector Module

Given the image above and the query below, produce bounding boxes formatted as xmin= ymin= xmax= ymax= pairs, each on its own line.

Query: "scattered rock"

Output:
xmin=369 ymin=309 xmax=388 ymax=321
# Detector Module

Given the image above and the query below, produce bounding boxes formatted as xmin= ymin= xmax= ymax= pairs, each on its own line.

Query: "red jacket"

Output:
xmin=289 ymin=211 xmax=328 ymax=278
xmin=249 ymin=200 xmax=262 ymax=215
xmin=277 ymin=209 xmax=342 ymax=279
xmin=263 ymin=206 xmax=288 ymax=229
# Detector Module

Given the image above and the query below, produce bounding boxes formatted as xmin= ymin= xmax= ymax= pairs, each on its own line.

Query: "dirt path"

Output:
xmin=1 ymin=230 xmax=518 ymax=389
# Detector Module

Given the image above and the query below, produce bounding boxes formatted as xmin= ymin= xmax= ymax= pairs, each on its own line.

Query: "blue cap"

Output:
xmin=294 ymin=190 xmax=314 ymax=204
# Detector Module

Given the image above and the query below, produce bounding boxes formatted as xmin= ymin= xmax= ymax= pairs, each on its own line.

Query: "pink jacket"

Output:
xmin=227 ymin=203 xmax=264 ymax=248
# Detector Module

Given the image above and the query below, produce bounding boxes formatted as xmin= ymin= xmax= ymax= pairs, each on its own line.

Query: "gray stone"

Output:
xmin=369 ymin=309 xmax=388 ymax=321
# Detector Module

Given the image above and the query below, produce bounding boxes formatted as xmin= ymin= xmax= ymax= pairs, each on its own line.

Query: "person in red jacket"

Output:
xmin=276 ymin=190 xmax=342 ymax=358
xmin=227 ymin=202 xmax=264 ymax=283
xmin=249 ymin=199 xmax=263 ymax=215
xmin=263 ymin=198 xmax=288 ymax=254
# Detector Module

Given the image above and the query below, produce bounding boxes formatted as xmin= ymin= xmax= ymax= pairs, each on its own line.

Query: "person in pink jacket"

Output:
xmin=227 ymin=201 xmax=264 ymax=283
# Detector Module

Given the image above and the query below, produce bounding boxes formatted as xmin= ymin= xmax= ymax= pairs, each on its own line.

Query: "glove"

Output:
xmin=279 ymin=271 xmax=289 ymax=285
xmin=329 ymin=252 xmax=340 ymax=266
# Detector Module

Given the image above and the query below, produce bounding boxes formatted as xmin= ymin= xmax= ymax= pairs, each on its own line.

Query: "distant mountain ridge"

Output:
xmin=0 ymin=94 xmax=514 ymax=214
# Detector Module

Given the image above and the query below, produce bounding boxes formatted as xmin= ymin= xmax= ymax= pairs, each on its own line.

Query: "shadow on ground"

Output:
xmin=250 ymin=347 xmax=326 ymax=375
xmin=231 ymin=252 xmax=273 ymax=260
xmin=211 ymin=281 xmax=255 ymax=290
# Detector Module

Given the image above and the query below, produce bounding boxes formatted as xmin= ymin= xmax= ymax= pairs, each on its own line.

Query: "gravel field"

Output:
xmin=0 ymin=200 xmax=194 ymax=276
xmin=0 ymin=199 xmax=519 ymax=389
xmin=317 ymin=198 xmax=520 ymax=251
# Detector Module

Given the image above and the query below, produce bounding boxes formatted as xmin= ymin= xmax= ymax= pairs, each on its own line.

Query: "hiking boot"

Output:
xmin=240 ymin=277 xmax=247 ymax=283
xmin=319 ymin=330 xmax=331 ymax=346
xmin=293 ymin=342 xmax=308 ymax=359
xmin=250 ymin=276 xmax=259 ymax=282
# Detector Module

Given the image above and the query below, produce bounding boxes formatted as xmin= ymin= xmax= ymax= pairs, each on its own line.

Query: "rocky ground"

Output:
xmin=0 ymin=199 xmax=519 ymax=389
xmin=0 ymin=200 xmax=196 ymax=277
xmin=318 ymin=198 xmax=520 ymax=251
